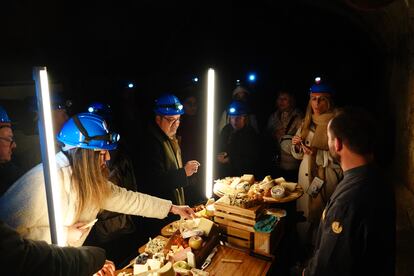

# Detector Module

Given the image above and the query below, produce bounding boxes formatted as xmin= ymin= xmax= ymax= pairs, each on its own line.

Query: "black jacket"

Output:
xmin=0 ymin=220 xmax=106 ymax=276
xmin=305 ymin=165 xmax=395 ymax=276
xmin=218 ymin=124 xmax=261 ymax=177
xmin=140 ymin=122 xmax=188 ymax=203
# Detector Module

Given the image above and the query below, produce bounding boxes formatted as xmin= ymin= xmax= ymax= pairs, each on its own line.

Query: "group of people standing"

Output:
xmin=0 ymin=75 xmax=395 ymax=275
xmin=213 ymin=79 xmax=394 ymax=275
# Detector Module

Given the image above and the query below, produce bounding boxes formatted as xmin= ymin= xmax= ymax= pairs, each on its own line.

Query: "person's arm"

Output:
xmin=0 ymin=220 xmax=106 ymax=276
xmin=291 ymin=127 xmax=304 ymax=159
xmin=103 ymin=183 xmax=172 ymax=219
xmin=103 ymin=183 xmax=195 ymax=219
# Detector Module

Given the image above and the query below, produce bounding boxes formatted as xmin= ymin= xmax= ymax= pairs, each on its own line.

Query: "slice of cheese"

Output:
xmin=241 ymin=174 xmax=255 ymax=184
xmin=147 ymin=259 xmax=162 ymax=270
xmin=198 ymin=217 xmax=214 ymax=236
xmin=274 ymin=177 xmax=286 ymax=184
xmin=262 ymin=175 xmax=272 ymax=182
xmin=281 ymin=181 xmax=297 ymax=192
xmin=158 ymin=261 xmax=175 ymax=276
xmin=230 ymin=177 xmax=241 ymax=189
xmin=133 ymin=264 xmax=149 ymax=275
xmin=187 ymin=251 xmax=196 ymax=268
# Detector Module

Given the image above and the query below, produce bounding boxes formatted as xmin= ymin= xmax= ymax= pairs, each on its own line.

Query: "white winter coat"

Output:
xmin=291 ymin=125 xmax=343 ymax=242
xmin=0 ymin=151 xmax=172 ymax=247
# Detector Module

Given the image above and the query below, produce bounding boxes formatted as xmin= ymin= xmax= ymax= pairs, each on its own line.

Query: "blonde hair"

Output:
xmin=300 ymin=95 xmax=334 ymax=140
xmin=67 ymin=148 xmax=111 ymax=220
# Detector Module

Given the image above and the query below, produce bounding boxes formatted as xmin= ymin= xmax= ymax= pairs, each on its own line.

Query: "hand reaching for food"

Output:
xmin=170 ymin=205 xmax=197 ymax=219
xmin=94 ymin=260 xmax=115 ymax=276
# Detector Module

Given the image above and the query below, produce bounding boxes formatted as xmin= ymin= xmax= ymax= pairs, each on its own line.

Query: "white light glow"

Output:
xmin=205 ymin=68 xmax=215 ymax=199
xmin=39 ymin=69 xmax=65 ymax=246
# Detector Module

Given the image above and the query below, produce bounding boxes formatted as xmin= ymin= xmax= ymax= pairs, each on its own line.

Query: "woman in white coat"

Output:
xmin=0 ymin=113 xmax=194 ymax=265
xmin=291 ymin=79 xmax=343 ymax=253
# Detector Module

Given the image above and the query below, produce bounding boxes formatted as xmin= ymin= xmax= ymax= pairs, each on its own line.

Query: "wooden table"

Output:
xmin=115 ymin=244 xmax=272 ymax=276
xmin=204 ymin=245 xmax=271 ymax=276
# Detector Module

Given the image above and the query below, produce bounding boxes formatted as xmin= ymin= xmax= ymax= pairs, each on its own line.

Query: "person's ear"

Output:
xmin=155 ymin=115 xmax=161 ymax=125
xmin=335 ymin=137 xmax=343 ymax=152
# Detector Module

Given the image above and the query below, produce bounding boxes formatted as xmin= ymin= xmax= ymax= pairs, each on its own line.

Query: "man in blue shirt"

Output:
xmin=303 ymin=107 xmax=395 ymax=276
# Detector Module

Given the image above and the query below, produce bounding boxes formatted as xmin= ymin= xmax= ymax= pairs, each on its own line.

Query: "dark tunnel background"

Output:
xmin=0 ymin=1 xmax=393 ymax=166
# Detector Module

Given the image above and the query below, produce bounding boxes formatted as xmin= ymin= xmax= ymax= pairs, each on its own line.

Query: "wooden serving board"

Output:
xmin=263 ymin=186 xmax=304 ymax=203
xmin=160 ymin=220 xmax=180 ymax=237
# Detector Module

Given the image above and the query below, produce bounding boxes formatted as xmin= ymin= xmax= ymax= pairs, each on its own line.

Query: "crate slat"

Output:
xmin=227 ymin=236 xmax=251 ymax=249
xmin=214 ymin=216 xmax=255 ymax=232
xmin=219 ymin=224 xmax=252 ymax=240
xmin=214 ymin=210 xmax=257 ymax=226
xmin=214 ymin=202 xmax=264 ymax=218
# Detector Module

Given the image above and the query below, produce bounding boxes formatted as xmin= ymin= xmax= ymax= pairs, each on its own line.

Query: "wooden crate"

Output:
xmin=214 ymin=201 xmax=265 ymax=232
xmin=218 ymin=224 xmax=253 ymax=249
xmin=214 ymin=202 xmax=285 ymax=256
xmin=253 ymin=218 xmax=285 ymax=256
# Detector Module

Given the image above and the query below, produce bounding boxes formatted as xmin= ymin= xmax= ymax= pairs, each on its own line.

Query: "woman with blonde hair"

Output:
xmin=291 ymin=79 xmax=343 ymax=254
xmin=0 ymin=113 xmax=194 ymax=274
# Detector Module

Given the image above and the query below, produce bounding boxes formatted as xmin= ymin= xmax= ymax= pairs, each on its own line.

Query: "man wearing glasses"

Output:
xmin=0 ymin=105 xmax=20 ymax=196
xmin=141 ymin=94 xmax=200 ymax=204
xmin=139 ymin=94 xmax=201 ymax=236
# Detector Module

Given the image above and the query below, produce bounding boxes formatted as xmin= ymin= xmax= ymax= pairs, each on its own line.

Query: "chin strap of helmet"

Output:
xmin=72 ymin=115 xmax=113 ymax=145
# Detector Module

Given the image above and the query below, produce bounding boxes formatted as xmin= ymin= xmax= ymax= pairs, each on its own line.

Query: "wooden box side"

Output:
xmin=214 ymin=216 xmax=255 ymax=232
xmin=214 ymin=209 xmax=257 ymax=226
xmin=214 ymin=202 xmax=264 ymax=218
xmin=253 ymin=218 xmax=285 ymax=256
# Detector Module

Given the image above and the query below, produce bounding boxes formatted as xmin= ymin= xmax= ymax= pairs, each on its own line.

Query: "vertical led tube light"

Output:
xmin=33 ymin=67 xmax=65 ymax=246
xmin=205 ymin=68 xmax=215 ymax=198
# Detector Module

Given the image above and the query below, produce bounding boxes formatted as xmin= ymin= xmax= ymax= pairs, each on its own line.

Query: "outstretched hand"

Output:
xmin=170 ymin=205 xmax=197 ymax=219
xmin=93 ymin=260 xmax=115 ymax=276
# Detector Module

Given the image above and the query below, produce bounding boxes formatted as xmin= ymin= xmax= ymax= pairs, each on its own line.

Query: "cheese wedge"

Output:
xmin=281 ymin=182 xmax=297 ymax=192
xmin=198 ymin=217 xmax=214 ymax=236
xmin=241 ymin=174 xmax=255 ymax=184
xmin=274 ymin=177 xmax=286 ymax=184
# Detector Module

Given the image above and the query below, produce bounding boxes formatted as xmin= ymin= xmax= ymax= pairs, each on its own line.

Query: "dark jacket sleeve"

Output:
xmin=140 ymin=129 xmax=187 ymax=201
xmin=145 ymin=138 xmax=187 ymax=187
xmin=230 ymin=128 xmax=261 ymax=176
xmin=0 ymin=221 xmax=106 ymax=276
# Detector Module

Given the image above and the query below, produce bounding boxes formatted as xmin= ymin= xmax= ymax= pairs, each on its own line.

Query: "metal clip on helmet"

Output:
xmin=0 ymin=105 xmax=11 ymax=123
xmin=227 ymin=100 xmax=250 ymax=116
xmin=57 ymin=113 xmax=120 ymax=151
xmin=154 ymin=94 xmax=184 ymax=115
xmin=87 ymin=102 xmax=112 ymax=120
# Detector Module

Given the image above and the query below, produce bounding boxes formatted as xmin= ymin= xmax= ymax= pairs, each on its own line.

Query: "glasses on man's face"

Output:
xmin=0 ymin=137 xmax=15 ymax=147
xmin=162 ymin=116 xmax=180 ymax=125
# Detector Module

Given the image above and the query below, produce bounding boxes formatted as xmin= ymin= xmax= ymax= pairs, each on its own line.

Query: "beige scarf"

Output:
xmin=310 ymin=113 xmax=333 ymax=151
xmin=307 ymin=112 xmax=334 ymax=223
